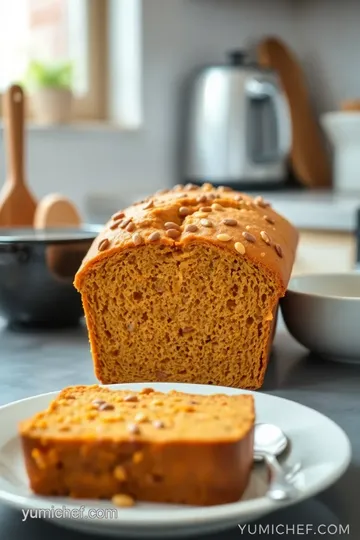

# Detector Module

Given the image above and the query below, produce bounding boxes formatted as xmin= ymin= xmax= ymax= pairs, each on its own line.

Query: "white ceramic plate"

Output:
xmin=0 ymin=383 xmax=351 ymax=538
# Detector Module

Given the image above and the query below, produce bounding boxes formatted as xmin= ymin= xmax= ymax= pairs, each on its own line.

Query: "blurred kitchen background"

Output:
xmin=1 ymin=0 xmax=360 ymax=276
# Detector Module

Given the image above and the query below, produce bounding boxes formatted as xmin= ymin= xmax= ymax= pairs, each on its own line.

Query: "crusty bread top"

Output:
xmin=19 ymin=384 xmax=255 ymax=443
xmin=74 ymin=183 xmax=298 ymax=294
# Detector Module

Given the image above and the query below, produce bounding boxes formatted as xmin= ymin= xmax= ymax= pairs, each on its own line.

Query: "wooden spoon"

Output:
xmin=34 ymin=193 xmax=81 ymax=229
xmin=257 ymin=37 xmax=332 ymax=188
xmin=34 ymin=193 xmax=83 ymax=283
xmin=0 ymin=85 xmax=37 ymax=226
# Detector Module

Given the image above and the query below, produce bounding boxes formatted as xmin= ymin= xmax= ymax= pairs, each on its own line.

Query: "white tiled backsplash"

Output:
xmin=296 ymin=0 xmax=360 ymax=114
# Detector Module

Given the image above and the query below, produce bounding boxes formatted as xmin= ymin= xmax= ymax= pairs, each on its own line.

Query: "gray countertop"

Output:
xmin=264 ymin=190 xmax=360 ymax=233
xmin=0 ymin=319 xmax=359 ymax=539
xmin=86 ymin=189 xmax=360 ymax=234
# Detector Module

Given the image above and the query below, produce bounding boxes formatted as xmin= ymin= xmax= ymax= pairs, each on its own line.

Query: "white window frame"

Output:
xmin=0 ymin=0 xmax=143 ymax=128
xmin=108 ymin=0 xmax=142 ymax=128
xmin=0 ymin=0 xmax=107 ymax=121
xmin=73 ymin=0 xmax=108 ymax=120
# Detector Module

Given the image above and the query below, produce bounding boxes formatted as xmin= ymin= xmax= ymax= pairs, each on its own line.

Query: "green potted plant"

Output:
xmin=25 ymin=60 xmax=73 ymax=125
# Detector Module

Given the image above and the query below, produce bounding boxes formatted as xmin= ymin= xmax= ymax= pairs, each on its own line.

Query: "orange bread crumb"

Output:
xmin=19 ymin=385 xmax=255 ymax=506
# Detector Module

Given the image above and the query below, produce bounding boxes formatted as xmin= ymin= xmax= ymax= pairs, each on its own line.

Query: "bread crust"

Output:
xmin=75 ymin=184 xmax=298 ymax=293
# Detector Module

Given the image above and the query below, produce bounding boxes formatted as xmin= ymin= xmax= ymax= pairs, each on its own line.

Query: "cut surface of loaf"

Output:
xmin=74 ymin=183 xmax=298 ymax=389
xmin=19 ymin=385 xmax=255 ymax=506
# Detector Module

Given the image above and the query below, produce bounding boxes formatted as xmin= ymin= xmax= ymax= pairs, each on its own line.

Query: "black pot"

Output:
xmin=0 ymin=227 xmax=100 ymax=329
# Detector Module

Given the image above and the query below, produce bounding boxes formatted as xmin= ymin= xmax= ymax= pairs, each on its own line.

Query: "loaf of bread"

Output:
xmin=74 ymin=183 xmax=298 ymax=389
xmin=19 ymin=385 xmax=255 ymax=506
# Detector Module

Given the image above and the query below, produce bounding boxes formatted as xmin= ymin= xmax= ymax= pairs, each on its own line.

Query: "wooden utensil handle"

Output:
xmin=3 ymin=85 xmax=25 ymax=185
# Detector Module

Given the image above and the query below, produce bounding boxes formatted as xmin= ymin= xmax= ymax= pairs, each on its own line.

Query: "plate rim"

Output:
xmin=0 ymin=382 xmax=352 ymax=528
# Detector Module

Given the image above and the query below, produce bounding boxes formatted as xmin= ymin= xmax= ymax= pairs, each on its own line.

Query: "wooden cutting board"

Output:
xmin=257 ymin=37 xmax=332 ymax=188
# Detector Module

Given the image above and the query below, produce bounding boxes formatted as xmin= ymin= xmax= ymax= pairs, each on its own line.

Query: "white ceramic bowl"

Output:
xmin=281 ymin=272 xmax=360 ymax=363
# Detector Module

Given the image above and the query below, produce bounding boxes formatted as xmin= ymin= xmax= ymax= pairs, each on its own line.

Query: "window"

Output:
xmin=0 ymin=0 xmax=107 ymax=120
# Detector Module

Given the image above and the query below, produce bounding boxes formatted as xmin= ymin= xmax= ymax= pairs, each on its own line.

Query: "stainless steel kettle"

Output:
xmin=183 ymin=51 xmax=291 ymax=189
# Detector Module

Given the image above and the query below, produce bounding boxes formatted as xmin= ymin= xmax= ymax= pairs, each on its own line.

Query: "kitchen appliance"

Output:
xmin=183 ymin=50 xmax=291 ymax=190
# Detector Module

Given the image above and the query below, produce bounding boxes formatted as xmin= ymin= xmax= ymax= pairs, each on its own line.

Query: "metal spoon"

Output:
xmin=254 ymin=423 xmax=301 ymax=501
